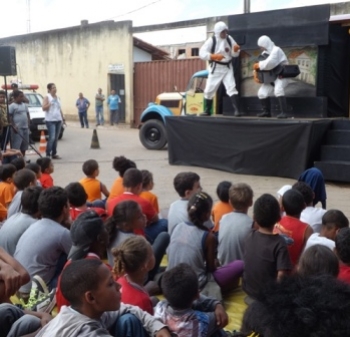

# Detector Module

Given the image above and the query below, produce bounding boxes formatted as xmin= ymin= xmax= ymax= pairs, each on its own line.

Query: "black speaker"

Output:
xmin=0 ymin=46 xmax=17 ymax=76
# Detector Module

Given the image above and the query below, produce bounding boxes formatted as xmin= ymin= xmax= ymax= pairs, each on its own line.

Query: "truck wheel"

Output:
xmin=139 ymin=120 xmax=167 ymax=150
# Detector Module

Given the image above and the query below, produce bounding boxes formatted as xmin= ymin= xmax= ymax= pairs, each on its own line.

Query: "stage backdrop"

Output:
xmin=166 ymin=116 xmax=332 ymax=179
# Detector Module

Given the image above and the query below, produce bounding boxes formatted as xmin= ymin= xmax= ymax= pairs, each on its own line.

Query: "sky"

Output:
xmin=0 ymin=0 xmax=346 ymax=43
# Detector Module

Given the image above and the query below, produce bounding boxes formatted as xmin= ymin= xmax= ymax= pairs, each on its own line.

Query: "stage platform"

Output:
xmin=166 ymin=116 xmax=332 ymax=179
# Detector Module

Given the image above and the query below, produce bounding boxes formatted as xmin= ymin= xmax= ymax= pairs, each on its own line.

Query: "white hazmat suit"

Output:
xmin=199 ymin=21 xmax=241 ymax=116
xmin=256 ymin=35 xmax=290 ymax=118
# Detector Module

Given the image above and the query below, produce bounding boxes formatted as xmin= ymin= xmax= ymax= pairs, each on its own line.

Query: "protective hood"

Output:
xmin=214 ymin=21 xmax=228 ymax=39
xmin=258 ymin=35 xmax=275 ymax=54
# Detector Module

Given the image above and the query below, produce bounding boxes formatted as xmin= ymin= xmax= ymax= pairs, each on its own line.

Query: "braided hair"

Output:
xmin=187 ymin=192 xmax=213 ymax=230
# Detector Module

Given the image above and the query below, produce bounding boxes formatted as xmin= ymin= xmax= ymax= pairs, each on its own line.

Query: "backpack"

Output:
xmin=210 ymin=35 xmax=232 ymax=54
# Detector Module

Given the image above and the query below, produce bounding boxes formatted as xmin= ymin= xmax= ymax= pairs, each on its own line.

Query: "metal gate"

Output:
xmin=110 ymin=74 xmax=126 ymax=122
xmin=133 ymin=58 xmax=206 ymax=127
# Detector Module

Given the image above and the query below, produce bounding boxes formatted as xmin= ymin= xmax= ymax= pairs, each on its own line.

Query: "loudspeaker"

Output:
xmin=0 ymin=46 xmax=17 ymax=76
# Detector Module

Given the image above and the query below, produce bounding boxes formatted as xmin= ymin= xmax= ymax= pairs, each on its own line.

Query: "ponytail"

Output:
xmin=187 ymin=192 xmax=213 ymax=230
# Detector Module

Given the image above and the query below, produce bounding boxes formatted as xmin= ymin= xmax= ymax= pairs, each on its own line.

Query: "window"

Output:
xmin=178 ymin=49 xmax=186 ymax=55
xmin=159 ymin=100 xmax=181 ymax=108
xmin=191 ymin=48 xmax=199 ymax=56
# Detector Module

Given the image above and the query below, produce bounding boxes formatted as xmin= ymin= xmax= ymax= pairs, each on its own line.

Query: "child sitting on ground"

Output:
xmin=155 ymin=263 xmax=229 ymax=337
xmin=292 ymin=181 xmax=327 ymax=233
xmin=113 ymin=236 xmax=156 ymax=314
xmin=26 ymin=162 xmax=42 ymax=187
xmin=11 ymin=156 xmax=26 ymax=171
xmin=168 ymin=172 xmax=213 ymax=235
xmin=56 ymin=210 xmax=109 ymax=311
xmin=140 ymin=169 xmax=160 ymax=214
xmin=7 ymin=168 xmax=36 ymax=218
xmin=167 ymin=191 xmax=244 ymax=300
xmin=79 ymin=159 xmax=109 ymax=209
xmin=0 ymin=163 xmax=16 ymax=210
xmin=243 ymin=194 xmax=292 ymax=301
xmin=274 ymin=189 xmax=313 ymax=266
xmin=335 ymin=227 xmax=350 ymax=284
xmin=303 ymin=209 xmax=349 ymax=252
xmin=65 ymin=182 xmax=107 ymax=221
xmin=36 ymin=259 xmax=170 ymax=337
xmin=108 ymin=156 xmax=136 ymax=201
xmin=211 ymin=181 xmax=233 ymax=232
xmin=106 ymin=200 xmax=169 ymax=282
xmin=37 ymin=157 xmax=54 ymax=189
xmin=218 ymin=183 xmax=253 ymax=265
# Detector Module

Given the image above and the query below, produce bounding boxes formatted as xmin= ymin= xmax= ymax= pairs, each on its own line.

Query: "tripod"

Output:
xmin=2 ymin=76 xmax=42 ymax=157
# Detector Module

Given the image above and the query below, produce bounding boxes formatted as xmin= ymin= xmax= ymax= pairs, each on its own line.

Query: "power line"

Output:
xmin=105 ymin=0 xmax=164 ymax=20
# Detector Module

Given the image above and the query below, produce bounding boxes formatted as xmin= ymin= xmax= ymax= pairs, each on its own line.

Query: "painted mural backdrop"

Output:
xmin=240 ymin=46 xmax=317 ymax=97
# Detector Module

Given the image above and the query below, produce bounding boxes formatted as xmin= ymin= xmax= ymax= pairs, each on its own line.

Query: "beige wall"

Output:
xmin=0 ymin=20 xmax=134 ymax=124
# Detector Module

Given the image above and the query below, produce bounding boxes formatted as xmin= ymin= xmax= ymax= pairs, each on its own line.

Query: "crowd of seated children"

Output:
xmin=155 ymin=263 xmax=230 ymax=337
xmin=211 ymin=181 xmax=233 ymax=232
xmin=243 ymin=194 xmax=292 ymax=302
xmin=0 ymin=186 xmax=42 ymax=256
xmin=274 ymin=189 xmax=313 ymax=266
xmin=108 ymin=155 xmax=136 ymax=201
xmin=293 ymin=181 xmax=326 ymax=233
xmin=167 ymin=191 xmax=244 ymax=300
xmin=79 ymin=159 xmax=109 ymax=209
xmin=113 ymin=236 xmax=156 ymax=314
xmin=37 ymin=157 xmax=54 ymax=189
xmin=140 ymin=169 xmax=160 ymax=215
xmin=36 ymin=259 xmax=171 ymax=337
xmin=56 ymin=210 xmax=109 ymax=311
xmin=7 ymin=168 xmax=36 ymax=218
xmin=303 ymin=209 xmax=349 ymax=252
xmin=107 ymin=168 xmax=168 ymax=244
xmin=218 ymin=183 xmax=253 ymax=265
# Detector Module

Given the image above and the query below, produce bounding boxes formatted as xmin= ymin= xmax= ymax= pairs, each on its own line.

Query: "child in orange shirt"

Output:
xmin=79 ymin=159 xmax=109 ymax=209
xmin=0 ymin=163 xmax=16 ymax=213
xmin=140 ymin=170 xmax=159 ymax=214
xmin=37 ymin=157 xmax=54 ymax=189
xmin=211 ymin=181 xmax=233 ymax=232
xmin=108 ymin=156 xmax=136 ymax=201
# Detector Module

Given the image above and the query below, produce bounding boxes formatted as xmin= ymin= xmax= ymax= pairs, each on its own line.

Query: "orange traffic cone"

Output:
xmin=39 ymin=131 xmax=47 ymax=154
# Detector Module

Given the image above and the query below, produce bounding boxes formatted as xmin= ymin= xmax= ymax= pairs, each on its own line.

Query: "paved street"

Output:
xmin=28 ymin=122 xmax=350 ymax=219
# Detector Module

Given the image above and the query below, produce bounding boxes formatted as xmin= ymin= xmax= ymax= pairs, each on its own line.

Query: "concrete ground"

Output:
xmin=27 ymin=121 xmax=350 ymax=219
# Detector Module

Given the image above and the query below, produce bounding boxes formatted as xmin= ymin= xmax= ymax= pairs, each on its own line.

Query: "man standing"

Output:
xmin=253 ymin=35 xmax=289 ymax=119
xmin=107 ymin=89 xmax=121 ymax=126
xmin=8 ymin=83 xmax=29 ymax=104
xmin=75 ymin=93 xmax=90 ymax=128
xmin=9 ymin=91 xmax=30 ymax=158
xmin=199 ymin=21 xmax=242 ymax=117
xmin=95 ymin=88 xmax=105 ymax=126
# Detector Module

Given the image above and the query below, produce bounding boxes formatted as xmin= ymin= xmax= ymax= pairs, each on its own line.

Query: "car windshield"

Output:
xmin=25 ymin=93 xmax=43 ymax=107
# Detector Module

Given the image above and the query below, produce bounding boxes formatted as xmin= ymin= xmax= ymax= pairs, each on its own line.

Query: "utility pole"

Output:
xmin=26 ymin=0 xmax=31 ymax=33
xmin=244 ymin=0 xmax=251 ymax=13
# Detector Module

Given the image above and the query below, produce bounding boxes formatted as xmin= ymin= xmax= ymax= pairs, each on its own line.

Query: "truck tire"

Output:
xmin=139 ymin=120 xmax=167 ymax=150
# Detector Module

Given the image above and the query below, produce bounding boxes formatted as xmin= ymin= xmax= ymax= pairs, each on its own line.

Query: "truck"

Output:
xmin=139 ymin=70 xmax=217 ymax=150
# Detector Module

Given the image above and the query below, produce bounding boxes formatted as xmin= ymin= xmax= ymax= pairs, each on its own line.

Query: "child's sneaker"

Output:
xmin=24 ymin=275 xmax=56 ymax=313
xmin=30 ymin=288 xmax=56 ymax=313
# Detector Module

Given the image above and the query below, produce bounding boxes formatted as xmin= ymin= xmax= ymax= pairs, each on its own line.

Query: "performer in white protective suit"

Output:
xmin=199 ymin=21 xmax=242 ymax=117
xmin=253 ymin=35 xmax=289 ymax=118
